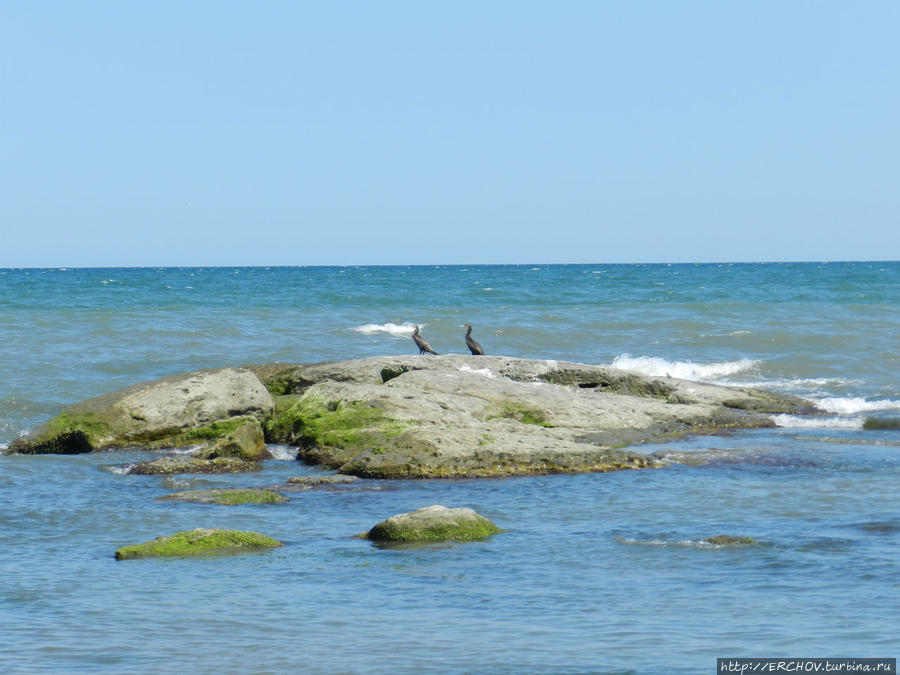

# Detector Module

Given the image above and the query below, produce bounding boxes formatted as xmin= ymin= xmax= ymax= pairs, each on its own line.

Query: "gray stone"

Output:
xmin=118 ymin=456 xmax=262 ymax=475
xmin=261 ymin=355 xmax=813 ymax=478
xmin=14 ymin=354 xmax=819 ymax=480
xmin=364 ymin=505 xmax=503 ymax=543
xmin=10 ymin=368 xmax=274 ymax=454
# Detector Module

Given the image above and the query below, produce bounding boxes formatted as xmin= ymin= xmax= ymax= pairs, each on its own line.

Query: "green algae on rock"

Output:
xmin=364 ymin=505 xmax=503 ymax=544
xmin=191 ymin=418 xmax=270 ymax=461
xmin=863 ymin=416 xmax=900 ymax=430
xmin=114 ymin=528 xmax=283 ymax=560
xmin=9 ymin=367 xmax=274 ymax=454
xmin=264 ymin=394 xmax=410 ymax=447
xmin=12 ymin=354 xmax=820 ymax=480
xmin=157 ymin=488 xmax=288 ymax=505
xmin=153 ymin=416 xmax=270 ymax=461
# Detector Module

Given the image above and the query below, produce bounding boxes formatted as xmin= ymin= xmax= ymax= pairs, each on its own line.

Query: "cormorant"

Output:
xmin=464 ymin=324 xmax=484 ymax=355
xmin=412 ymin=325 xmax=438 ymax=355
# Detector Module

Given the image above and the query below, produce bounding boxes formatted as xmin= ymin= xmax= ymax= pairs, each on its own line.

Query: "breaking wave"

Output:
xmin=351 ymin=322 xmax=418 ymax=338
xmin=770 ymin=414 xmax=864 ymax=430
xmin=812 ymin=397 xmax=900 ymax=415
xmin=610 ymin=354 xmax=758 ymax=382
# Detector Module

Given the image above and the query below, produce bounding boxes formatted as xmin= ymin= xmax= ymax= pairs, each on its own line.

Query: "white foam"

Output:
xmin=105 ymin=464 xmax=133 ymax=475
xmin=458 ymin=365 xmax=495 ymax=379
xmin=163 ymin=477 xmax=194 ymax=489
xmin=267 ymin=444 xmax=300 ymax=461
xmin=170 ymin=444 xmax=206 ymax=455
xmin=610 ymin=354 xmax=758 ymax=382
xmin=352 ymin=322 xmax=418 ymax=338
xmin=614 ymin=536 xmax=741 ymax=549
xmin=769 ymin=414 xmax=864 ymax=430
xmin=724 ymin=376 xmax=865 ymax=395
xmin=699 ymin=330 xmax=753 ymax=338
xmin=812 ymin=397 xmax=900 ymax=415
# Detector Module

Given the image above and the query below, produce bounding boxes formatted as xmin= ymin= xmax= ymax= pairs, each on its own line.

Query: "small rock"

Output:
xmin=201 ymin=418 xmax=270 ymax=461
xmin=863 ymin=416 xmax=900 ymax=430
xmin=114 ymin=528 xmax=283 ymax=559
xmin=119 ymin=456 xmax=261 ymax=475
xmin=364 ymin=505 xmax=502 ymax=543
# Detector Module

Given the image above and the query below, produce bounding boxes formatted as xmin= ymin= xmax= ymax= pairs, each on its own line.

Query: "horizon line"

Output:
xmin=2 ymin=259 xmax=897 ymax=271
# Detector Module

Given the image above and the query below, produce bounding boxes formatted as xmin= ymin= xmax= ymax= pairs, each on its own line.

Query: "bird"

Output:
xmin=411 ymin=325 xmax=438 ymax=355
xmin=464 ymin=324 xmax=484 ymax=355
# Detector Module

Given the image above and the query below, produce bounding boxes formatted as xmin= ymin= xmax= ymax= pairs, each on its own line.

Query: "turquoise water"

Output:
xmin=1 ymin=263 xmax=898 ymax=673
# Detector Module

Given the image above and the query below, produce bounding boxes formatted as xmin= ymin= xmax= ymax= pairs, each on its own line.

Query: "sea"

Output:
xmin=1 ymin=263 xmax=897 ymax=674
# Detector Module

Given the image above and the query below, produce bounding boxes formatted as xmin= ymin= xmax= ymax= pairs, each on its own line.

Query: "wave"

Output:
xmin=812 ymin=397 xmax=900 ymax=415
xmin=743 ymin=377 xmax=866 ymax=392
xmin=105 ymin=464 xmax=133 ymax=475
xmin=610 ymin=354 xmax=758 ymax=382
xmin=771 ymin=397 xmax=900 ymax=430
xmin=769 ymin=414 xmax=864 ymax=430
xmin=170 ymin=444 xmax=206 ymax=455
xmin=351 ymin=322 xmax=418 ymax=338
xmin=698 ymin=330 xmax=753 ymax=338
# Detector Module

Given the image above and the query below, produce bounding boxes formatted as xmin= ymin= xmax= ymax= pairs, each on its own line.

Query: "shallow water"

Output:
xmin=1 ymin=263 xmax=898 ymax=673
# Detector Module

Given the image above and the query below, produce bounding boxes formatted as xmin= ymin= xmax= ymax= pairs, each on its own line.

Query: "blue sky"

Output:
xmin=2 ymin=1 xmax=898 ymax=266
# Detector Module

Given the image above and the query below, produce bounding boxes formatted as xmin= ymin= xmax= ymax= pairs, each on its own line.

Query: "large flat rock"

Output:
xmin=9 ymin=354 xmax=816 ymax=478
xmin=259 ymin=355 xmax=816 ymax=478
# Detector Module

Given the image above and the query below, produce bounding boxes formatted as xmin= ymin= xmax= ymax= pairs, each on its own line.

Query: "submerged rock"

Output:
xmin=654 ymin=448 xmax=743 ymax=467
xmin=119 ymin=456 xmax=262 ymax=475
xmin=114 ymin=528 xmax=283 ymax=560
xmin=285 ymin=474 xmax=360 ymax=486
xmin=157 ymin=488 xmax=288 ymax=505
xmin=863 ymin=416 xmax=900 ymax=430
xmin=364 ymin=505 xmax=503 ymax=543
xmin=701 ymin=535 xmax=756 ymax=547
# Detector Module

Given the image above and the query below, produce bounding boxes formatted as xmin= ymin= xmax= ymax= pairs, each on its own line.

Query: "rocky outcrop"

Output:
xmin=10 ymin=367 xmax=274 ymax=454
xmin=363 ymin=505 xmax=503 ymax=543
xmin=258 ymin=355 xmax=813 ymax=478
xmin=11 ymin=354 xmax=817 ymax=479
xmin=114 ymin=528 xmax=283 ymax=559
